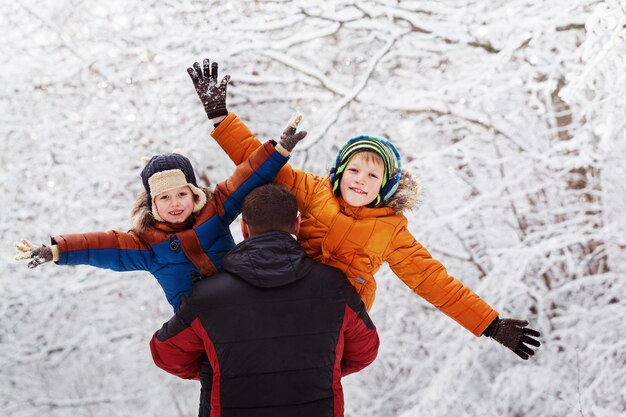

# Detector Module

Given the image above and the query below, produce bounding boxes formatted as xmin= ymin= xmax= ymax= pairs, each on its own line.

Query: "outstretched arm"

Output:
xmin=188 ymin=58 xmax=324 ymax=213
xmin=188 ymin=58 xmax=307 ymax=163
xmin=387 ymin=224 xmax=499 ymax=336
xmin=387 ymin=226 xmax=541 ymax=359
xmin=16 ymin=230 xmax=152 ymax=272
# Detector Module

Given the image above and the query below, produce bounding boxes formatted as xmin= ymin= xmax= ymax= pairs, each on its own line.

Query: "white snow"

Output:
xmin=2 ymin=1 xmax=624 ymax=416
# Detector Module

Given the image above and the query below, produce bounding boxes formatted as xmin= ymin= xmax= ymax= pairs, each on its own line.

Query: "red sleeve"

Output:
xmin=340 ymin=297 xmax=380 ymax=377
xmin=149 ymin=314 xmax=206 ymax=380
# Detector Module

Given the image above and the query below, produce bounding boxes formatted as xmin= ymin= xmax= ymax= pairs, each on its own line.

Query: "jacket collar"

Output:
xmin=337 ymin=197 xmax=394 ymax=219
xmin=222 ymin=231 xmax=311 ymax=288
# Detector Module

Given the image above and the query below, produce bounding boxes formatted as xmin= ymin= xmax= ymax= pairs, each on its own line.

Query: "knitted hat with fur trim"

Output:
xmin=140 ymin=153 xmax=207 ymax=222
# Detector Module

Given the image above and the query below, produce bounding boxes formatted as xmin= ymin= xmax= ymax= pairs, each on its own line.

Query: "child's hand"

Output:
xmin=279 ymin=112 xmax=307 ymax=152
xmin=187 ymin=58 xmax=230 ymax=120
xmin=14 ymin=239 xmax=53 ymax=269
xmin=488 ymin=318 xmax=541 ymax=360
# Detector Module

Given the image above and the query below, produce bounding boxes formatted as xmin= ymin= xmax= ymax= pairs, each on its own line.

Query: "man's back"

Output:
xmin=151 ymin=230 xmax=379 ymax=417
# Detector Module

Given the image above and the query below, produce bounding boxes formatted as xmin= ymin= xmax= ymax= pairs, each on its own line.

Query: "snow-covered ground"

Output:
xmin=2 ymin=1 xmax=624 ymax=416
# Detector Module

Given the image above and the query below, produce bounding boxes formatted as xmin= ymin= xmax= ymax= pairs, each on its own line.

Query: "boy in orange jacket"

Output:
xmin=188 ymin=58 xmax=541 ymax=360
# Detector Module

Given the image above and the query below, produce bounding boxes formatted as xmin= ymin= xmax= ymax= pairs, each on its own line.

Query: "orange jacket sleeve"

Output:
xmin=211 ymin=113 xmax=325 ymax=213
xmin=385 ymin=221 xmax=498 ymax=336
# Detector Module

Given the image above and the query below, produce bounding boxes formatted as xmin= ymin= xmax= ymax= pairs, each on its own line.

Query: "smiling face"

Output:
xmin=154 ymin=185 xmax=195 ymax=223
xmin=339 ymin=152 xmax=385 ymax=207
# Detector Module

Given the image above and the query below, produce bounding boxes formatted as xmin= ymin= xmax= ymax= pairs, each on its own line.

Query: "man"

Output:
xmin=150 ymin=183 xmax=380 ymax=417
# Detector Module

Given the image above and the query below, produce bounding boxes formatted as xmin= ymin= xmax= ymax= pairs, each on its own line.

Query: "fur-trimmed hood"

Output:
xmin=383 ymin=168 xmax=421 ymax=214
xmin=131 ymin=187 xmax=213 ymax=232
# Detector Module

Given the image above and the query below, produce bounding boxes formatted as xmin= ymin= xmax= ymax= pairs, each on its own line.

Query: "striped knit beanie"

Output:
xmin=140 ymin=153 xmax=207 ymax=222
xmin=330 ymin=136 xmax=402 ymax=207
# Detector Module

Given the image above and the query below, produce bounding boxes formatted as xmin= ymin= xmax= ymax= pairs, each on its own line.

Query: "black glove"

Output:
xmin=15 ymin=239 xmax=53 ymax=269
xmin=486 ymin=317 xmax=541 ymax=360
xmin=187 ymin=58 xmax=230 ymax=119
xmin=279 ymin=112 xmax=307 ymax=152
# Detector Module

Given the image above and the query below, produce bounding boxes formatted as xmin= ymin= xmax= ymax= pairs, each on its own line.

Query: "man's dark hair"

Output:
xmin=242 ymin=184 xmax=298 ymax=234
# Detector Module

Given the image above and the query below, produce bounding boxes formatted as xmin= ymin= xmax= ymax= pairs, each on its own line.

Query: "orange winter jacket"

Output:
xmin=212 ymin=113 xmax=498 ymax=336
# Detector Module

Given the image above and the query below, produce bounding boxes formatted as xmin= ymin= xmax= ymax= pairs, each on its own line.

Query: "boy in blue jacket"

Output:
xmin=15 ymin=63 xmax=305 ymax=312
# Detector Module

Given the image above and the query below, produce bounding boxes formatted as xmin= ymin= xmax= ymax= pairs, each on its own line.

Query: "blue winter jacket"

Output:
xmin=51 ymin=140 xmax=288 ymax=312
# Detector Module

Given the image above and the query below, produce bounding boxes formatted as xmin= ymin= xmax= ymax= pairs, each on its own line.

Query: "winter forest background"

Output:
xmin=2 ymin=0 xmax=625 ymax=416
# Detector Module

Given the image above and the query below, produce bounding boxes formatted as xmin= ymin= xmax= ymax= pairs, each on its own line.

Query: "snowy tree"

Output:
xmin=1 ymin=1 xmax=624 ymax=416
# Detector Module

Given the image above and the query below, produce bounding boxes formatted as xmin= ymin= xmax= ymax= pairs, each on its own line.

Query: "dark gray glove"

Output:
xmin=279 ymin=112 xmax=307 ymax=152
xmin=187 ymin=58 xmax=230 ymax=119
xmin=487 ymin=318 xmax=541 ymax=360
xmin=15 ymin=240 xmax=53 ymax=269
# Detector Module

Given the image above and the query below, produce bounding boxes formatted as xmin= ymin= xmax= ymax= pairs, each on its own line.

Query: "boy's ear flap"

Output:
xmin=379 ymin=138 xmax=403 ymax=203
xmin=380 ymin=173 xmax=401 ymax=202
